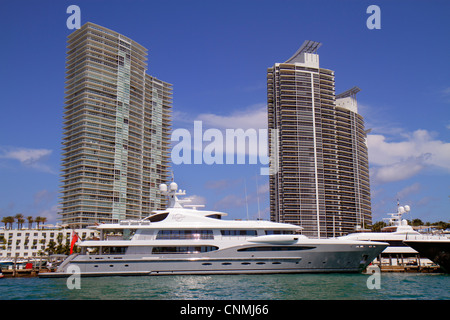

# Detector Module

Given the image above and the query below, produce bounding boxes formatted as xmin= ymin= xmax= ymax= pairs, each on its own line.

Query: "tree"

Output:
xmin=15 ymin=214 xmax=24 ymax=229
xmin=431 ymin=221 xmax=450 ymax=230
xmin=3 ymin=216 xmax=15 ymax=230
xmin=35 ymin=216 xmax=44 ymax=229
xmin=411 ymin=218 xmax=424 ymax=226
xmin=27 ymin=216 xmax=34 ymax=229
xmin=45 ymin=240 xmax=57 ymax=256
xmin=17 ymin=218 xmax=25 ymax=230
xmin=371 ymin=221 xmax=387 ymax=232
xmin=1 ymin=217 xmax=9 ymax=229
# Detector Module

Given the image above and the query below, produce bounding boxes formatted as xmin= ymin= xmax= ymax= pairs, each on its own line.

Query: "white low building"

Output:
xmin=0 ymin=226 xmax=98 ymax=260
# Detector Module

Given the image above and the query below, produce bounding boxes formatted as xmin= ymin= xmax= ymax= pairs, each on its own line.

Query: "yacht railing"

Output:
xmin=405 ymin=234 xmax=449 ymax=241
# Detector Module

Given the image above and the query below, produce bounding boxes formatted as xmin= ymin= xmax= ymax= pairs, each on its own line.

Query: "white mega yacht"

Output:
xmin=41 ymin=183 xmax=387 ymax=277
xmin=339 ymin=205 xmax=448 ymax=268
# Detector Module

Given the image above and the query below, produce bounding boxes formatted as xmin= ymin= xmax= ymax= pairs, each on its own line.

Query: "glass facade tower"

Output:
xmin=268 ymin=41 xmax=371 ymax=238
xmin=61 ymin=23 xmax=172 ymax=228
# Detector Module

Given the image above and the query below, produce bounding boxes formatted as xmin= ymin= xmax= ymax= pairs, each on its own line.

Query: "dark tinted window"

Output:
xmin=148 ymin=212 xmax=169 ymax=222
xmin=237 ymin=246 xmax=315 ymax=252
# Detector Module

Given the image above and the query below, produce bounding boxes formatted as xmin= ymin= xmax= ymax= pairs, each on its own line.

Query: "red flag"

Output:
xmin=70 ymin=231 xmax=79 ymax=254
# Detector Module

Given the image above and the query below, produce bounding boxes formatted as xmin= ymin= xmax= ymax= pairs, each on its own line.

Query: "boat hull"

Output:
xmin=403 ymin=240 xmax=450 ymax=273
xmin=40 ymin=242 xmax=386 ymax=277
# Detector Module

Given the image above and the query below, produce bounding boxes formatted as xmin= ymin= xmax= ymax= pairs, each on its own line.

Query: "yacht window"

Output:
xmin=138 ymin=229 xmax=155 ymax=236
xmin=205 ymin=214 xmax=222 ymax=219
xmin=237 ymin=246 xmax=315 ymax=252
xmin=104 ymin=229 xmax=135 ymax=240
xmin=265 ymin=230 xmax=295 ymax=235
xmin=152 ymin=246 xmax=219 ymax=254
xmin=156 ymin=230 xmax=214 ymax=240
xmin=221 ymin=230 xmax=257 ymax=236
xmin=102 ymin=246 xmax=128 ymax=254
xmin=148 ymin=212 xmax=169 ymax=222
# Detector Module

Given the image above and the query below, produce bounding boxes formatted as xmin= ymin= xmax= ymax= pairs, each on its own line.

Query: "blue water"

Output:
xmin=0 ymin=273 xmax=449 ymax=300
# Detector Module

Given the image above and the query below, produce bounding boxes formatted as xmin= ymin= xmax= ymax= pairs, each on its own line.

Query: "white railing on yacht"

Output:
xmin=405 ymin=234 xmax=448 ymax=241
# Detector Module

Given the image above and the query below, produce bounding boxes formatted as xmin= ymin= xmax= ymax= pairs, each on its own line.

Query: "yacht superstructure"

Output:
xmin=41 ymin=183 xmax=387 ymax=277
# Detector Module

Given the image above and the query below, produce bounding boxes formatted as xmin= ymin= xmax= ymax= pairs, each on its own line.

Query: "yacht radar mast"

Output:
xmin=382 ymin=204 xmax=412 ymax=231
xmin=159 ymin=182 xmax=187 ymax=208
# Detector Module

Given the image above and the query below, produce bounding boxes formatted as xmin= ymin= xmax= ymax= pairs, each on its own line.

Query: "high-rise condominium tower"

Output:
xmin=61 ymin=23 xmax=172 ymax=228
xmin=268 ymin=41 xmax=371 ymax=238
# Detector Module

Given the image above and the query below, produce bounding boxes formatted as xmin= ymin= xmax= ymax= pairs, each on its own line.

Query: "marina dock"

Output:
xmin=379 ymin=264 xmax=442 ymax=273
xmin=1 ymin=268 xmax=55 ymax=278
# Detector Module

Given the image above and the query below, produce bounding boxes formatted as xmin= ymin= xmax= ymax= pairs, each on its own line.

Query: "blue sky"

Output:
xmin=0 ymin=0 xmax=449 ymax=226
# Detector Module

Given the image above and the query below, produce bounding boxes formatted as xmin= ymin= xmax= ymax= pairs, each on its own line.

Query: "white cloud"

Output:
xmin=0 ymin=146 xmax=55 ymax=173
xmin=396 ymin=182 xmax=421 ymax=200
xmin=171 ymin=105 xmax=270 ymax=164
xmin=367 ymin=129 xmax=450 ymax=183
xmin=370 ymin=154 xmax=429 ymax=183
xmin=172 ymin=103 xmax=268 ymax=131
xmin=197 ymin=103 xmax=267 ymax=130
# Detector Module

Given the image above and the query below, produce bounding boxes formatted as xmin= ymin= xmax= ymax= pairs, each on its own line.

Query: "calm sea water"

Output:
xmin=0 ymin=273 xmax=449 ymax=300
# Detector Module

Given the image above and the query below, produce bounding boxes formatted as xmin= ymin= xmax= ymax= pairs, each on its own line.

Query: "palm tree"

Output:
xmin=6 ymin=216 xmax=15 ymax=230
xmin=1 ymin=217 xmax=8 ymax=229
xmin=40 ymin=217 xmax=47 ymax=228
xmin=35 ymin=216 xmax=43 ymax=229
xmin=27 ymin=216 xmax=34 ymax=229
xmin=15 ymin=214 xmax=24 ymax=229
xmin=17 ymin=218 xmax=25 ymax=230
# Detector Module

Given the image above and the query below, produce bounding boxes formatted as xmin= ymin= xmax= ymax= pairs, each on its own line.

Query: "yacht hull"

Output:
xmin=403 ymin=240 xmax=450 ymax=273
xmin=40 ymin=242 xmax=385 ymax=277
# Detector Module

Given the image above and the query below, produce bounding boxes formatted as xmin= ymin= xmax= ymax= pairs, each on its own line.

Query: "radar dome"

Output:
xmin=169 ymin=182 xmax=178 ymax=191
xmin=404 ymin=205 xmax=411 ymax=212
xmin=159 ymin=184 xmax=167 ymax=192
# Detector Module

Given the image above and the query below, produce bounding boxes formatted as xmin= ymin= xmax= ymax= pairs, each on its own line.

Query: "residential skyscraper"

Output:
xmin=267 ymin=41 xmax=371 ymax=238
xmin=61 ymin=23 xmax=172 ymax=228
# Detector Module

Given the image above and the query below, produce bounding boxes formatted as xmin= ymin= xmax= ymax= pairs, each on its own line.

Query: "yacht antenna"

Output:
xmin=255 ymin=174 xmax=261 ymax=220
xmin=244 ymin=179 xmax=249 ymax=220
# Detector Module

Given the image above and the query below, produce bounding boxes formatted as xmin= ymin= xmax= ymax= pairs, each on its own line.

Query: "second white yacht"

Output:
xmin=339 ymin=204 xmax=448 ymax=268
xmin=41 ymin=183 xmax=387 ymax=277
